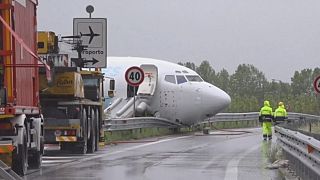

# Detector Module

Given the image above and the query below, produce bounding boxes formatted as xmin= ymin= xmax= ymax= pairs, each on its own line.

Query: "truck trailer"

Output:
xmin=0 ymin=0 xmax=44 ymax=176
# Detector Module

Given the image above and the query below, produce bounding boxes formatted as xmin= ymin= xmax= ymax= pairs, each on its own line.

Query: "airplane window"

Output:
xmin=186 ymin=75 xmax=203 ymax=82
xmin=182 ymin=70 xmax=189 ymax=73
xmin=176 ymin=75 xmax=187 ymax=84
xmin=175 ymin=70 xmax=181 ymax=73
xmin=165 ymin=75 xmax=176 ymax=84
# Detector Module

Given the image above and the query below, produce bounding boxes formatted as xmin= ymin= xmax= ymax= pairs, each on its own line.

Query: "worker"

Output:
xmin=273 ymin=101 xmax=288 ymax=124
xmin=259 ymin=100 xmax=273 ymax=140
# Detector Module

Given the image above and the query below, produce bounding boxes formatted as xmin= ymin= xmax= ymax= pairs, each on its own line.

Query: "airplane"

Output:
xmin=80 ymin=26 xmax=100 ymax=44
xmin=102 ymin=57 xmax=231 ymax=127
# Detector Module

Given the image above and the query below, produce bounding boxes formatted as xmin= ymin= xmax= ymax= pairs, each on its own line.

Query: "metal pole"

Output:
xmin=133 ymin=87 xmax=136 ymax=117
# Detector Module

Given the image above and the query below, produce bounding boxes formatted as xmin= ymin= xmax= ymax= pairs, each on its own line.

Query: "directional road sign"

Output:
xmin=314 ymin=75 xmax=320 ymax=93
xmin=125 ymin=67 xmax=145 ymax=86
xmin=73 ymin=18 xmax=107 ymax=68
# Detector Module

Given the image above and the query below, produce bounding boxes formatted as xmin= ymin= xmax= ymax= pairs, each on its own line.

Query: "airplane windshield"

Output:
xmin=185 ymin=75 xmax=203 ymax=82
xmin=165 ymin=75 xmax=176 ymax=84
xmin=176 ymin=75 xmax=187 ymax=84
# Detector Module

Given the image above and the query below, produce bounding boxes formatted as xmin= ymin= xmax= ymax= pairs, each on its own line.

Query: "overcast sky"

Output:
xmin=38 ymin=0 xmax=320 ymax=83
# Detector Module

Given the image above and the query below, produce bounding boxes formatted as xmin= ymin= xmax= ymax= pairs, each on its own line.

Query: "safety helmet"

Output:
xmin=278 ymin=102 xmax=284 ymax=106
xmin=264 ymin=100 xmax=270 ymax=107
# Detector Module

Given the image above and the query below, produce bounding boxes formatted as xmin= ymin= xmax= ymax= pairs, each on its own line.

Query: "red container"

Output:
xmin=0 ymin=0 xmax=39 ymax=115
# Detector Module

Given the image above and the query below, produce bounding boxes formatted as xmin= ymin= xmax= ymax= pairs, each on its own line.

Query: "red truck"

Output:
xmin=0 ymin=0 xmax=43 ymax=175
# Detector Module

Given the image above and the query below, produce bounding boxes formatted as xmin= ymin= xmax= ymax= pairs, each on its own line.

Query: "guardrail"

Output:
xmin=0 ymin=160 xmax=22 ymax=180
xmin=275 ymin=126 xmax=320 ymax=180
xmin=104 ymin=117 xmax=180 ymax=131
xmin=104 ymin=112 xmax=320 ymax=131
xmin=207 ymin=112 xmax=259 ymax=122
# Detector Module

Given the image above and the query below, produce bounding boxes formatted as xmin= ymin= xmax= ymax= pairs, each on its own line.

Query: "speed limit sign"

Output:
xmin=125 ymin=66 xmax=145 ymax=86
xmin=314 ymin=75 xmax=320 ymax=93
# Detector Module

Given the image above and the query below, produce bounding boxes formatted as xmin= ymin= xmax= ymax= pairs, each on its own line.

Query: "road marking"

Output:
xmin=27 ymin=136 xmax=190 ymax=178
xmin=224 ymin=143 xmax=261 ymax=180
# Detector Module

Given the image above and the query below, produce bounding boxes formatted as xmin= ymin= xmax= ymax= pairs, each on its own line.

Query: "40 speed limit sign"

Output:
xmin=314 ymin=75 xmax=320 ymax=93
xmin=125 ymin=66 xmax=145 ymax=86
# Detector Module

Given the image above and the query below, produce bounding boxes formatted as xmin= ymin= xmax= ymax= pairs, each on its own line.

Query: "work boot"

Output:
xmin=263 ymin=134 xmax=267 ymax=141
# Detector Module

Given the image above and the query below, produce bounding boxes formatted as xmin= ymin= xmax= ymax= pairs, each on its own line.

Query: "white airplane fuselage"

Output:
xmin=103 ymin=57 xmax=231 ymax=126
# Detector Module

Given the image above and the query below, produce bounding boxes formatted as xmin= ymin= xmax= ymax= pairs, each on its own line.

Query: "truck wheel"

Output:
xmin=87 ymin=109 xmax=96 ymax=153
xmin=40 ymin=136 xmax=44 ymax=154
xmin=78 ymin=109 xmax=87 ymax=154
xmin=12 ymin=128 xmax=28 ymax=176
xmin=95 ymin=109 xmax=100 ymax=151
xmin=28 ymin=150 xmax=42 ymax=169
xmin=28 ymin=136 xmax=43 ymax=168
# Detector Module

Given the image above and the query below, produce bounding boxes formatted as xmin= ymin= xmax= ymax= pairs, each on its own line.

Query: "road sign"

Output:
xmin=73 ymin=18 xmax=107 ymax=68
xmin=314 ymin=75 xmax=320 ymax=93
xmin=125 ymin=67 xmax=145 ymax=86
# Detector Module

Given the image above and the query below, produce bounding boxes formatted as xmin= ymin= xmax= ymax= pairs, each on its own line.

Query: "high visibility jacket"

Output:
xmin=274 ymin=105 xmax=287 ymax=121
xmin=259 ymin=101 xmax=273 ymax=122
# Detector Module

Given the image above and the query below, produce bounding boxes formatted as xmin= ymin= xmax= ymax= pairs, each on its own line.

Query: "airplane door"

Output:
xmin=137 ymin=64 xmax=158 ymax=96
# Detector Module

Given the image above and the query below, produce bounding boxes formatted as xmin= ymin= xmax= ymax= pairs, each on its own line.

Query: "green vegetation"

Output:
xmin=179 ymin=61 xmax=320 ymax=115
xmin=104 ymin=120 xmax=260 ymax=143
xmin=299 ymin=122 xmax=320 ymax=134
xmin=104 ymin=128 xmax=176 ymax=144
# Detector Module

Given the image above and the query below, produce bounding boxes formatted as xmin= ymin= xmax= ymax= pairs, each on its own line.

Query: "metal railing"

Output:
xmin=0 ymin=160 xmax=22 ymax=180
xmin=275 ymin=126 xmax=320 ymax=180
xmin=104 ymin=117 xmax=180 ymax=131
xmin=207 ymin=112 xmax=259 ymax=122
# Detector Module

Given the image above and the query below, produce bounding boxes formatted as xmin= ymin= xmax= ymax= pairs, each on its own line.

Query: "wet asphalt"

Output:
xmin=25 ymin=128 xmax=281 ymax=180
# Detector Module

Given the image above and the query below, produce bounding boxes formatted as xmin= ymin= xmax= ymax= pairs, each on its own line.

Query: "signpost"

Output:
xmin=314 ymin=75 xmax=320 ymax=93
xmin=125 ymin=67 xmax=144 ymax=117
xmin=73 ymin=18 xmax=107 ymax=68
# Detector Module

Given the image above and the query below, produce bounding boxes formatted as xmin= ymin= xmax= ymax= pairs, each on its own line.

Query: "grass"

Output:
xmin=104 ymin=120 xmax=260 ymax=144
xmin=298 ymin=122 xmax=320 ymax=134
xmin=104 ymin=127 xmax=175 ymax=144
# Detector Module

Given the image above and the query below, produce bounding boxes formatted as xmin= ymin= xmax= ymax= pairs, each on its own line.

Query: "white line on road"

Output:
xmin=27 ymin=136 xmax=191 ymax=178
xmin=224 ymin=143 xmax=261 ymax=180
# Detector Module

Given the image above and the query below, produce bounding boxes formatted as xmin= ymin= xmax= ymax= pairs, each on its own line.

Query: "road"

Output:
xmin=25 ymin=128 xmax=281 ymax=180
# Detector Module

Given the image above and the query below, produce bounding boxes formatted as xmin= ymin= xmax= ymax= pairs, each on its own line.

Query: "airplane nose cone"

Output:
xmin=201 ymin=84 xmax=231 ymax=116
xmin=216 ymin=89 xmax=231 ymax=110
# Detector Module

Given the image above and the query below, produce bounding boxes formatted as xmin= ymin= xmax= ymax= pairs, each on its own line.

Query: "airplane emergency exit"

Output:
xmin=103 ymin=57 xmax=231 ymax=126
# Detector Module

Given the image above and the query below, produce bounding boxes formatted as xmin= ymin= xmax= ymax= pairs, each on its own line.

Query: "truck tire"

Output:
xmin=95 ymin=109 xmax=100 ymax=151
xmin=28 ymin=137 xmax=43 ymax=169
xmin=12 ymin=128 xmax=28 ymax=176
xmin=87 ymin=109 xmax=96 ymax=153
xmin=78 ymin=108 xmax=87 ymax=154
xmin=28 ymin=150 xmax=42 ymax=169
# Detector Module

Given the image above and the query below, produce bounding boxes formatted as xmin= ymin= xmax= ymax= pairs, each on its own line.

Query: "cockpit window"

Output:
xmin=176 ymin=75 xmax=187 ymax=84
xmin=165 ymin=75 xmax=176 ymax=84
xmin=186 ymin=75 xmax=203 ymax=82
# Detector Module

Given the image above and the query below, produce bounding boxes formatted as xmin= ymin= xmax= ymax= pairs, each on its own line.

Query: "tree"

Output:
xmin=196 ymin=60 xmax=216 ymax=83
xmin=178 ymin=62 xmax=196 ymax=71
xmin=215 ymin=68 xmax=230 ymax=93
xmin=291 ymin=69 xmax=313 ymax=96
xmin=229 ymin=64 xmax=268 ymax=103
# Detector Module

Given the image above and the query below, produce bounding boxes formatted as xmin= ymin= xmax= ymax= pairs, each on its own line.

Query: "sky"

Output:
xmin=37 ymin=0 xmax=320 ymax=83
